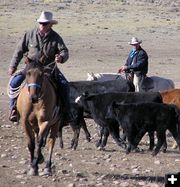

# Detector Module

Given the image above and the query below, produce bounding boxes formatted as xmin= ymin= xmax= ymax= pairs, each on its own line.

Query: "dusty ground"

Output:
xmin=0 ymin=0 xmax=180 ymax=186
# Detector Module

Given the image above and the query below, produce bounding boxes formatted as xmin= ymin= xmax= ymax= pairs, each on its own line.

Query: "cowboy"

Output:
xmin=118 ymin=37 xmax=148 ymax=92
xmin=8 ymin=11 xmax=73 ymax=122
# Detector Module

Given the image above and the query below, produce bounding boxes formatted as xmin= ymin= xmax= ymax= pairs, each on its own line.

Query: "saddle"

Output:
xmin=141 ymin=76 xmax=154 ymax=91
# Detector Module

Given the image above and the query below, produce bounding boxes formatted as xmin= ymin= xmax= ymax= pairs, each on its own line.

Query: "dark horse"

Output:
xmin=17 ymin=58 xmax=61 ymax=176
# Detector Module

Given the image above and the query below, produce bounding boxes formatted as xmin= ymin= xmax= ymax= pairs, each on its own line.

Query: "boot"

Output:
xmin=9 ymin=107 xmax=18 ymax=122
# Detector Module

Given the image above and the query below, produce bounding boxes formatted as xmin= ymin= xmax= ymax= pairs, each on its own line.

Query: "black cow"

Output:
xmin=76 ymin=92 xmax=162 ymax=150
xmin=59 ymin=102 xmax=91 ymax=150
xmin=57 ymin=79 xmax=134 ymax=150
xmin=69 ymin=79 xmax=135 ymax=101
xmin=105 ymin=102 xmax=180 ymax=156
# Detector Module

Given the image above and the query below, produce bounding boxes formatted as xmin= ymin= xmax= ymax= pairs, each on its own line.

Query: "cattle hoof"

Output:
xmin=125 ymin=149 xmax=130 ymax=154
xmin=86 ymin=136 xmax=91 ymax=142
xmin=97 ymin=146 xmax=105 ymax=151
xmin=27 ymin=168 xmax=38 ymax=176
xmin=162 ymin=148 xmax=167 ymax=153
xmin=96 ymin=142 xmax=101 ymax=148
xmin=59 ymin=143 xmax=64 ymax=149
xmin=134 ymin=147 xmax=144 ymax=153
xmin=151 ymin=151 xmax=157 ymax=156
xmin=71 ymin=147 xmax=77 ymax=151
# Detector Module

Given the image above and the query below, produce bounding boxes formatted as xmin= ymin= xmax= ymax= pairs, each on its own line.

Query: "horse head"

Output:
xmin=25 ymin=57 xmax=44 ymax=103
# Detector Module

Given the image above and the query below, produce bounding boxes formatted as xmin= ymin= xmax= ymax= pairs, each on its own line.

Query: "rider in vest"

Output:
xmin=8 ymin=11 xmax=73 ymax=123
xmin=118 ymin=37 xmax=148 ymax=92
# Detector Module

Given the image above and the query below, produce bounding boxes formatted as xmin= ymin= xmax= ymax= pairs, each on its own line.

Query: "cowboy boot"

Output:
xmin=9 ymin=106 xmax=18 ymax=122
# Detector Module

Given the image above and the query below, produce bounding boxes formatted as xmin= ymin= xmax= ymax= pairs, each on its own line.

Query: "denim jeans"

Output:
xmin=9 ymin=73 xmax=25 ymax=108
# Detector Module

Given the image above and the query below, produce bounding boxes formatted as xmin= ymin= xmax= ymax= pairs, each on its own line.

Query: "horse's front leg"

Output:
xmin=31 ymin=121 xmax=49 ymax=175
xmin=21 ymin=118 xmax=37 ymax=175
xmin=43 ymin=122 xmax=59 ymax=176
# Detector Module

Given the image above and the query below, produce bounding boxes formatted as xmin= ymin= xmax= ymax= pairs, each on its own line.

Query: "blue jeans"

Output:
xmin=9 ymin=73 xmax=25 ymax=109
xmin=9 ymin=69 xmax=70 ymax=110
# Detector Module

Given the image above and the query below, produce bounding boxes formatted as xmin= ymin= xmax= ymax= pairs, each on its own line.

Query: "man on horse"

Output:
xmin=8 ymin=11 xmax=73 ymax=123
xmin=118 ymin=37 xmax=149 ymax=92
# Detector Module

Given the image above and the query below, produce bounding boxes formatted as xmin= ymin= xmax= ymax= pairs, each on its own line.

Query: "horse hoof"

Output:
xmin=39 ymin=168 xmax=52 ymax=176
xmin=13 ymin=122 xmax=19 ymax=126
xmin=27 ymin=168 xmax=38 ymax=176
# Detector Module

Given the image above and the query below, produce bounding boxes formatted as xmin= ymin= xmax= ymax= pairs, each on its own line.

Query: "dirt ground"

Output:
xmin=0 ymin=0 xmax=180 ymax=187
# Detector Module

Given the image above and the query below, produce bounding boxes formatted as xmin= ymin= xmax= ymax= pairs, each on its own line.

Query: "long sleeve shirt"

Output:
xmin=9 ymin=27 xmax=69 ymax=69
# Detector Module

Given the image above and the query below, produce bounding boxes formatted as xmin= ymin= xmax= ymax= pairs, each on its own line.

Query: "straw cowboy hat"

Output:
xmin=128 ymin=37 xmax=142 ymax=45
xmin=37 ymin=11 xmax=58 ymax=24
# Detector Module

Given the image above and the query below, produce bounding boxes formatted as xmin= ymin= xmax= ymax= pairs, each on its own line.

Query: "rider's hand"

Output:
xmin=118 ymin=65 xmax=128 ymax=73
xmin=55 ymin=54 xmax=63 ymax=63
xmin=8 ymin=67 xmax=16 ymax=76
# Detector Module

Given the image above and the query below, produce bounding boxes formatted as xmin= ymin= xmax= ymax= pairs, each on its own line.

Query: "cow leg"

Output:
xmin=80 ymin=117 xmax=91 ymax=142
xmin=59 ymin=125 xmax=64 ymax=149
xmin=108 ymin=124 xmax=126 ymax=149
xmin=132 ymin=129 xmax=147 ymax=152
xmin=126 ymin=129 xmax=137 ymax=154
xmin=121 ymin=130 xmax=127 ymax=142
xmin=97 ymin=127 xmax=109 ymax=150
xmin=152 ymin=131 xmax=166 ymax=156
xmin=148 ymin=131 xmax=155 ymax=151
xmin=70 ymin=124 xmax=80 ymax=150
xmin=96 ymin=126 xmax=103 ymax=148
xmin=161 ymin=134 xmax=167 ymax=153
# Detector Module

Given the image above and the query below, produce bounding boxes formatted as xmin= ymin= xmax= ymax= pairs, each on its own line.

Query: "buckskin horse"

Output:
xmin=16 ymin=57 xmax=61 ymax=176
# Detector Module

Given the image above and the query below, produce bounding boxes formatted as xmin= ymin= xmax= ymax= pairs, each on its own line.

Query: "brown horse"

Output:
xmin=17 ymin=58 xmax=61 ymax=176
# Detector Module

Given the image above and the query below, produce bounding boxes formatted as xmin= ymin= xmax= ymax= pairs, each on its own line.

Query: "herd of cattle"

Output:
xmin=59 ymin=73 xmax=180 ymax=156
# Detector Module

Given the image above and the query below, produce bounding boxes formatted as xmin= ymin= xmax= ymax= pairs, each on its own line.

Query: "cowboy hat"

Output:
xmin=128 ymin=37 xmax=142 ymax=45
xmin=37 ymin=11 xmax=58 ymax=24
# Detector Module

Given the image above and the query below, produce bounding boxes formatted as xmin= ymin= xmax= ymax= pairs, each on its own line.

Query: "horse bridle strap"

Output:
xmin=27 ymin=83 xmax=41 ymax=89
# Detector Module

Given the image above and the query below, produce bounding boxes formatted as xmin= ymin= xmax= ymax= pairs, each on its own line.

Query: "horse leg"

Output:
xmin=30 ymin=121 xmax=49 ymax=176
xmin=26 ymin=125 xmax=35 ymax=166
xmin=43 ymin=123 xmax=59 ymax=176
xmin=21 ymin=119 xmax=38 ymax=176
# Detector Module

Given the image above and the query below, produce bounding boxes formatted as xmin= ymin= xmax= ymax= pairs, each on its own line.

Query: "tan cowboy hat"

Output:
xmin=128 ymin=37 xmax=142 ymax=45
xmin=37 ymin=11 xmax=58 ymax=24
